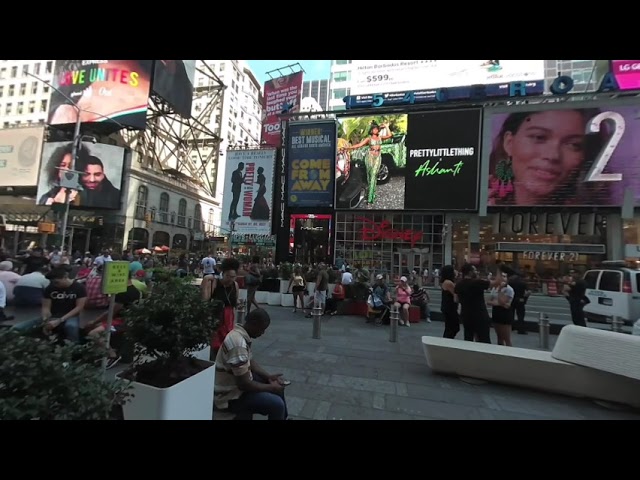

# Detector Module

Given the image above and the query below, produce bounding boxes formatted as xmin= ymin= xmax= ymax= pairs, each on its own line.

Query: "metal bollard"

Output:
xmin=389 ymin=305 xmax=399 ymax=343
xmin=236 ymin=299 xmax=246 ymax=326
xmin=538 ymin=312 xmax=550 ymax=350
xmin=611 ymin=316 xmax=624 ymax=333
xmin=312 ymin=301 xmax=323 ymax=339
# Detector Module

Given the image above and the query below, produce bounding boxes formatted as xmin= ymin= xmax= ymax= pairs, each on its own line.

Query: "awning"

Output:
xmin=0 ymin=202 xmax=96 ymax=224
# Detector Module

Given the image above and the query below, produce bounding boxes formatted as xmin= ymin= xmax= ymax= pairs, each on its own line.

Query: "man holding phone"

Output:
xmin=215 ymin=308 xmax=290 ymax=420
xmin=41 ymin=267 xmax=87 ymax=343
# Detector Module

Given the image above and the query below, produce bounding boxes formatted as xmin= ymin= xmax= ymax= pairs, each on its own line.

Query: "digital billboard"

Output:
xmin=0 ymin=127 xmax=45 ymax=187
xmin=404 ymin=109 xmax=482 ymax=211
xmin=36 ymin=142 xmax=125 ymax=210
xmin=152 ymin=60 xmax=196 ymax=118
xmin=221 ymin=149 xmax=276 ymax=235
xmin=335 ymin=114 xmax=407 ymax=210
xmin=485 ymin=104 xmax=640 ymax=207
xmin=610 ymin=60 xmax=640 ymax=91
xmin=351 ymin=60 xmax=545 ymax=96
xmin=287 ymin=120 xmax=336 ymax=208
xmin=261 ymin=72 xmax=303 ymax=147
xmin=48 ymin=60 xmax=153 ymax=130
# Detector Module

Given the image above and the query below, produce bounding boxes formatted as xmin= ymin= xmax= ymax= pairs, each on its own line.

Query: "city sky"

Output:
xmin=247 ymin=60 xmax=331 ymax=86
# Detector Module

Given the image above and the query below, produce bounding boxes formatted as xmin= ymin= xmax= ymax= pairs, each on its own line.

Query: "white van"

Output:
xmin=583 ymin=262 xmax=640 ymax=325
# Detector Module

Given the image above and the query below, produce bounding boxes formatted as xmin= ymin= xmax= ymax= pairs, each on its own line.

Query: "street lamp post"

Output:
xmin=27 ymin=71 xmax=126 ymax=254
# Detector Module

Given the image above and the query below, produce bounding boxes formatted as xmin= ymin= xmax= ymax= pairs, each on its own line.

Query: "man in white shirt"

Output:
xmin=93 ymin=249 xmax=113 ymax=267
xmin=201 ymin=254 xmax=217 ymax=276
xmin=341 ymin=267 xmax=353 ymax=298
xmin=13 ymin=266 xmax=51 ymax=307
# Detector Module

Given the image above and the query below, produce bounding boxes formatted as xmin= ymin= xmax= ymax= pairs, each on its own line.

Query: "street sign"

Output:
xmin=102 ymin=261 xmax=129 ymax=295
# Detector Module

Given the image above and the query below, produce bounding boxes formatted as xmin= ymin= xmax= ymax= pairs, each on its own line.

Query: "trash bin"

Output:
xmin=633 ymin=319 xmax=640 ymax=336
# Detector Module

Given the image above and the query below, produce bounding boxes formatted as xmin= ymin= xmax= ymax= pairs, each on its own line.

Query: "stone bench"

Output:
xmin=421 ymin=329 xmax=640 ymax=409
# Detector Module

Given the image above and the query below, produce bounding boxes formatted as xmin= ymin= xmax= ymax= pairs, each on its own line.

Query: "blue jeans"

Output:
xmin=12 ymin=316 xmax=81 ymax=343
xmin=228 ymin=374 xmax=288 ymax=420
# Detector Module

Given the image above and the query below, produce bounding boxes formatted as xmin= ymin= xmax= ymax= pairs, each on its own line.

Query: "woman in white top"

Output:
xmin=487 ymin=269 xmax=515 ymax=346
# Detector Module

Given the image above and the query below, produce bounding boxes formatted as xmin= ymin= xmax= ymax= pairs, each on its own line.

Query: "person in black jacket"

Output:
xmin=505 ymin=267 xmax=530 ymax=335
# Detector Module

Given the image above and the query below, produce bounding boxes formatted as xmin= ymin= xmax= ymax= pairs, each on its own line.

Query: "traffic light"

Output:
xmin=145 ymin=212 xmax=152 ymax=228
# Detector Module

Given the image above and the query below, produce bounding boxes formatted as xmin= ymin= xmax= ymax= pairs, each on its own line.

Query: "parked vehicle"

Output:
xmin=583 ymin=261 xmax=640 ymax=325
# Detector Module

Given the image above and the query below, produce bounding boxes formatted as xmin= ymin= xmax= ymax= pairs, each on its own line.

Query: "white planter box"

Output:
xmin=267 ymin=292 xmax=281 ymax=305
xmin=306 ymin=282 xmax=316 ymax=296
xmin=279 ymin=279 xmax=290 ymax=293
xmin=255 ymin=291 xmax=268 ymax=304
xmin=193 ymin=346 xmax=211 ymax=362
xmin=238 ymin=288 xmax=248 ymax=301
xmin=280 ymin=293 xmax=294 ymax=307
xmin=121 ymin=360 xmax=216 ymax=421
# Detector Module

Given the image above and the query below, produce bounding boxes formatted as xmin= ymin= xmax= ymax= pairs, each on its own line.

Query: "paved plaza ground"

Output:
xmin=5 ymin=304 xmax=639 ymax=420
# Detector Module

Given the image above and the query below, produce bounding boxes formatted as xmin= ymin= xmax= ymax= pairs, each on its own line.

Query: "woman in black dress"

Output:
xmin=250 ymin=167 xmax=270 ymax=220
xmin=440 ymin=265 xmax=460 ymax=339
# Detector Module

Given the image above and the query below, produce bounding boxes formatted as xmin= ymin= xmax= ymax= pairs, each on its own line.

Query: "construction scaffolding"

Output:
xmin=121 ymin=61 xmax=226 ymax=197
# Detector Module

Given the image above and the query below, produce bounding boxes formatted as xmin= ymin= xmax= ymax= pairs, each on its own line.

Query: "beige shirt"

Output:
xmin=214 ymin=325 xmax=253 ymax=409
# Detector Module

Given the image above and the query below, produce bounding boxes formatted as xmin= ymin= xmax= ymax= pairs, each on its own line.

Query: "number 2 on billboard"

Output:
xmin=585 ymin=111 xmax=625 ymax=182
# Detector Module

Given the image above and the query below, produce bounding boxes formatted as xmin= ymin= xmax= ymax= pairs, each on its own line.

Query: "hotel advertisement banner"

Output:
xmin=0 ymin=127 xmax=45 ymax=187
xmin=222 ymin=149 xmax=276 ymax=235
xmin=287 ymin=121 xmax=336 ymax=208
xmin=261 ymin=72 xmax=303 ymax=147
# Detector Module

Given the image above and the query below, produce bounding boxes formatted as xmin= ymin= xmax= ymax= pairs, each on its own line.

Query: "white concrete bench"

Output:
xmin=422 ymin=334 xmax=640 ymax=408
xmin=552 ymin=325 xmax=640 ymax=381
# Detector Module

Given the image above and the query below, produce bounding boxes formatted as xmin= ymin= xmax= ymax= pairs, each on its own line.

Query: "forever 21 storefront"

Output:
xmin=333 ymin=108 xmax=483 ymax=278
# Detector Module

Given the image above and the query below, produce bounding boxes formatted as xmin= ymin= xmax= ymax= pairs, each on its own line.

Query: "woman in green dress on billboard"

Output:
xmin=346 ymin=122 xmax=393 ymax=205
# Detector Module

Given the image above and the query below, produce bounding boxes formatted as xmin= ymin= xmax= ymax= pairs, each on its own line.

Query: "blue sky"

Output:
xmin=247 ymin=60 xmax=331 ymax=86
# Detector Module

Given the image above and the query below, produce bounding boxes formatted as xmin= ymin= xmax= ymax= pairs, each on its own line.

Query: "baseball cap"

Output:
xmin=376 ymin=274 xmax=383 ymax=280
xmin=400 ymin=276 xmax=407 ymax=282
xmin=135 ymin=269 xmax=146 ymax=279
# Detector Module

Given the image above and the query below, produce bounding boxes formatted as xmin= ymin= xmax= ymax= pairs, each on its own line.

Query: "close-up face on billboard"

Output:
xmin=335 ymin=114 xmax=407 ymax=210
xmin=48 ymin=60 xmax=153 ymax=130
xmin=350 ymin=60 xmax=545 ymax=96
xmin=485 ymin=104 xmax=640 ymax=207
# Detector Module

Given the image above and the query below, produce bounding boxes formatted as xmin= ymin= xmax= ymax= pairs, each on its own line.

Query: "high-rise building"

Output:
xmin=0 ymin=60 xmax=55 ymax=128
xmin=328 ymin=60 xmax=353 ymax=111
xmin=302 ymin=79 xmax=329 ymax=111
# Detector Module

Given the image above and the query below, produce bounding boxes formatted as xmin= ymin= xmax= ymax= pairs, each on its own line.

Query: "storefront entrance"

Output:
xmin=290 ymin=214 xmax=332 ymax=265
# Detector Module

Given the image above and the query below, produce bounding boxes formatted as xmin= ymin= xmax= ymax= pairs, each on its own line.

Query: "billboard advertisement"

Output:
xmin=36 ymin=142 xmax=125 ymax=210
xmin=48 ymin=60 xmax=153 ymax=130
xmin=287 ymin=121 xmax=336 ymax=208
xmin=611 ymin=60 xmax=640 ymax=91
xmin=222 ymin=149 xmax=276 ymax=235
xmin=336 ymin=114 xmax=407 ymax=210
xmin=485 ymin=104 xmax=640 ymax=207
xmin=0 ymin=127 xmax=45 ymax=187
xmin=152 ymin=60 xmax=196 ymax=118
xmin=261 ymin=72 xmax=303 ymax=147
xmin=351 ymin=60 xmax=545 ymax=96
xmin=405 ymin=109 xmax=482 ymax=211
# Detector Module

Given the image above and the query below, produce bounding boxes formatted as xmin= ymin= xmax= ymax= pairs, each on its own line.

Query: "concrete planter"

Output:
xmin=255 ymin=291 xmax=268 ymax=304
xmin=267 ymin=292 xmax=281 ymax=305
xmin=280 ymin=293 xmax=294 ymax=307
xmin=279 ymin=279 xmax=291 ymax=293
xmin=120 ymin=360 xmax=215 ymax=421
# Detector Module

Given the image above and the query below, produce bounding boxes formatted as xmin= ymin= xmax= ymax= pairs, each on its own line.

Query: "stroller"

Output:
xmin=366 ymin=288 xmax=390 ymax=325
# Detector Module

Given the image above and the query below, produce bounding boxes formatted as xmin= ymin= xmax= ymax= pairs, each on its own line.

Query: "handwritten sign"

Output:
xmin=102 ymin=261 xmax=130 ymax=295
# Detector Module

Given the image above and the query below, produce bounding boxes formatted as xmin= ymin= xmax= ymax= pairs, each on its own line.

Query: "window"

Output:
xmin=332 ymin=88 xmax=349 ymax=99
xmin=10 ymin=66 xmax=17 ymax=78
xmin=8 ymin=85 xmax=14 ymax=96
xmin=40 ymin=100 xmax=47 ymax=112
xmin=219 ymin=63 xmax=225 ymax=72
xmin=599 ymin=271 xmax=621 ymax=292
xmin=22 ymin=65 xmax=29 ymax=77
xmin=584 ymin=271 xmax=600 ymax=289
xmin=0 ymin=86 xmax=3 ymax=98
xmin=0 ymin=68 xmax=6 ymax=80
xmin=19 ymin=83 xmax=26 ymax=95
xmin=2 ymin=122 xmax=8 ymax=128
xmin=194 ymin=204 xmax=202 ymax=231
xmin=177 ymin=198 xmax=187 ymax=226
xmin=208 ymin=208 xmax=214 ymax=229
xmin=16 ymin=102 xmax=23 ymax=114
xmin=332 ymin=71 xmax=350 ymax=82
xmin=4 ymin=103 xmax=11 ymax=115
xmin=159 ymin=192 xmax=170 ymax=223
xmin=45 ymin=61 xmax=53 ymax=74
xmin=28 ymin=100 xmax=35 ymax=113
xmin=34 ymin=63 xmax=41 ymax=75
xmin=31 ymin=82 xmax=37 ymax=94
xmin=135 ymin=186 xmax=148 ymax=220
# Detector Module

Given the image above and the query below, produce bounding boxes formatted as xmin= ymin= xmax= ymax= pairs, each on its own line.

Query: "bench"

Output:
xmin=421 ymin=327 xmax=640 ymax=408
